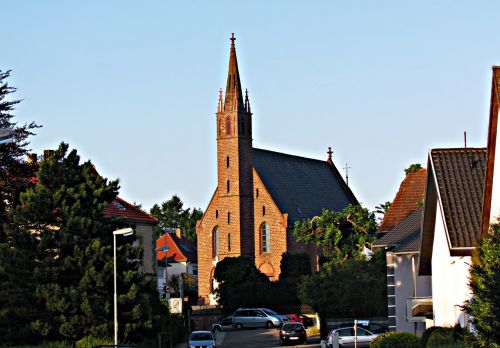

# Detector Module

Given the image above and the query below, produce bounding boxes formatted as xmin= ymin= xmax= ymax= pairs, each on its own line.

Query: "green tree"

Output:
xmin=8 ymin=143 xmax=164 ymax=343
xmin=404 ymin=163 xmax=422 ymax=175
xmin=464 ymin=223 xmax=500 ymax=347
xmin=0 ymin=69 xmax=40 ymax=238
xmin=293 ymin=204 xmax=377 ymax=264
xmin=374 ymin=201 xmax=391 ymax=223
xmin=297 ymin=252 xmax=387 ymax=339
xmin=279 ymin=252 xmax=311 ymax=281
xmin=150 ymin=195 xmax=203 ymax=242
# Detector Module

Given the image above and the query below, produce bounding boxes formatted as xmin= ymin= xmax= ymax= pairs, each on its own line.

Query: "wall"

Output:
xmin=490 ymin=106 xmax=500 ymax=223
xmin=431 ymin=203 xmax=472 ymax=327
xmin=136 ymin=223 xmax=154 ymax=275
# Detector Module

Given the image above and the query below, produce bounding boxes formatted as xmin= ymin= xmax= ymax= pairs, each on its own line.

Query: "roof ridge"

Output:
xmin=253 ymin=147 xmax=328 ymax=163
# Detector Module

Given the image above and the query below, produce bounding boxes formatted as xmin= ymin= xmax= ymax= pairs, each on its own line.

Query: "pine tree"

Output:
xmin=10 ymin=143 xmax=163 ymax=343
xmin=465 ymin=224 xmax=500 ymax=347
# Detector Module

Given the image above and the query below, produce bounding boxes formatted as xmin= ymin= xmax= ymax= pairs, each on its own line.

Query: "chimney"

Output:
xmin=175 ymin=228 xmax=182 ymax=239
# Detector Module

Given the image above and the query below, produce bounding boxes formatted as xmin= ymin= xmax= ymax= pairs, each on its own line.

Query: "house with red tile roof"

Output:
xmin=156 ymin=229 xmax=198 ymax=296
xmin=103 ymin=196 xmax=158 ymax=276
xmin=374 ymin=168 xmax=431 ymax=335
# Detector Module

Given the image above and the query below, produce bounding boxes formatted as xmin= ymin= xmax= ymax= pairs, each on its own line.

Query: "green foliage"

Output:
xmin=370 ymin=331 xmax=420 ymax=348
xmin=404 ymin=163 xmax=423 ymax=175
xmin=293 ymin=204 xmax=377 ymax=264
xmin=75 ymin=335 xmax=113 ymax=348
xmin=464 ymin=222 xmax=500 ymax=348
xmin=421 ymin=327 xmax=443 ymax=348
xmin=279 ymin=252 xmax=311 ymax=281
xmin=374 ymin=201 xmax=391 ymax=223
xmin=426 ymin=327 xmax=457 ymax=347
xmin=2 ymin=143 xmax=166 ymax=344
xmin=150 ymin=194 xmax=203 ymax=241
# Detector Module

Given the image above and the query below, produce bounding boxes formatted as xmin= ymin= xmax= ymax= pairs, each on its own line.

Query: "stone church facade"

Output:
xmin=196 ymin=35 xmax=358 ymax=303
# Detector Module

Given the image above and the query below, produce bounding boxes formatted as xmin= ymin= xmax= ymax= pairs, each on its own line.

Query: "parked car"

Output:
xmin=284 ymin=314 xmax=315 ymax=327
xmin=279 ymin=322 xmax=307 ymax=346
xmin=232 ymin=308 xmax=285 ymax=329
xmin=187 ymin=330 xmax=216 ymax=348
xmin=334 ymin=322 xmax=388 ymax=334
xmin=211 ymin=316 xmax=233 ymax=332
xmin=326 ymin=327 xmax=379 ymax=348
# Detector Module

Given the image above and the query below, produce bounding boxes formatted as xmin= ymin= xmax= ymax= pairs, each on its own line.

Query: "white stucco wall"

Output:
xmin=431 ymin=203 xmax=472 ymax=327
xmin=393 ymin=253 xmax=432 ymax=335
xmin=490 ymin=110 xmax=500 ymax=224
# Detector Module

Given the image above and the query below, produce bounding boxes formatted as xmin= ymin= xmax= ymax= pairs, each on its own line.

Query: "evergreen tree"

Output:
xmin=465 ymin=223 xmax=500 ymax=347
xmin=9 ymin=143 xmax=164 ymax=343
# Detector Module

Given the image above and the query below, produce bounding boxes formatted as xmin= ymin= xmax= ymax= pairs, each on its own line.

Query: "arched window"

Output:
xmin=227 ymin=211 xmax=231 ymax=225
xmin=215 ymin=209 xmax=218 ymax=219
xmin=212 ymin=227 xmax=219 ymax=257
xmin=226 ymin=116 xmax=231 ymax=135
xmin=262 ymin=205 xmax=266 ymax=216
xmin=227 ymin=233 xmax=231 ymax=251
xmin=227 ymin=179 xmax=230 ymax=193
xmin=226 ymin=156 xmax=230 ymax=168
xmin=260 ymin=222 xmax=271 ymax=253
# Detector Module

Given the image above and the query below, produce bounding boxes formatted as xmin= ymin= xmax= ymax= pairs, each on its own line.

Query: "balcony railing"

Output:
xmin=407 ymin=297 xmax=433 ymax=322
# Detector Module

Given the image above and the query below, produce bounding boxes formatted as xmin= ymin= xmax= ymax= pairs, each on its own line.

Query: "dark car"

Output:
xmin=279 ymin=322 xmax=307 ymax=346
xmin=211 ymin=316 xmax=233 ymax=332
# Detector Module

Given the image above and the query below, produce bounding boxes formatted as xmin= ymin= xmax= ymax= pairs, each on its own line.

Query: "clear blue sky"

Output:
xmin=4 ymin=1 xmax=500 ymax=212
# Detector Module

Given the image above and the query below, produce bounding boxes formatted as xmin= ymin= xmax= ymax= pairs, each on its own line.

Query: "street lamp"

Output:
xmin=155 ymin=245 xmax=170 ymax=295
xmin=113 ymin=227 xmax=134 ymax=346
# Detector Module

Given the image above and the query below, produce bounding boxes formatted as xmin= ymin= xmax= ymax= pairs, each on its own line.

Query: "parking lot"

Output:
xmin=213 ymin=328 xmax=321 ymax=348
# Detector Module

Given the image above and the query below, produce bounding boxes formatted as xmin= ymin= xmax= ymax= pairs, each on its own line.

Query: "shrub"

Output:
xmin=370 ymin=331 xmax=420 ymax=348
xmin=76 ymin=335 xmax=113 ymax=348
xmin=421 ymin=327 xmax=443 ymax=348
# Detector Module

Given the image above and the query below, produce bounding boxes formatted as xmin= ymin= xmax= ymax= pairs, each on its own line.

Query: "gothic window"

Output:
xmin=260 ymin=222 xmax=271 ymax=253
xmin=262 ymin=205 xmax=266 ymax=216
xmin=226 ymin=116 xmax=231 ymax=135
xmin=256 ymin=188 xmax=259 ymax=198
xmin=228 ymin=233 xmax=231 ymax=251
xmin=228 ymin=211 xmax=231 ymax=225
xmin=227 ymin=179 xmax=230 ymax=193
xmin=212 ymin=226 xmax=219 ymax=257
xmin=226 ymin=156 xmax=230 ymax=168
xmin=216 ymin=210 xmax=218 ymax=219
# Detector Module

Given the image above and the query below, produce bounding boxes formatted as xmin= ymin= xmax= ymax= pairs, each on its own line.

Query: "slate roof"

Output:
xmin=103 ymin=197 xmax=158 ymax=224
xmin=156 ymin=232 xmax=197 ymax=263
xmin=378 ymin=169 xmax=427 ymax=233
xmin=419 ymin=148 xmax=486 ymax=275
xmin=374 ymin=206 xmax=423 ymax=254
xmin=252 ymin=148 xmax=358 ymax=222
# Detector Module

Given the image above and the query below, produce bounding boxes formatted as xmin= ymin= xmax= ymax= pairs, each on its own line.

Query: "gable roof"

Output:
xmin=156 ymin=232 xmax=197 ymax=263
xmin=252 ymin=148 xmax=358 ymax=223
xmin=103 ymin=196 xmax=158 ymax=224
xmin=379 ymin=168 xmax=427 ymax=233
xmin=374 ymin=206 xmax=423 ymax=254
xmin=481 ymin=66 xmax=500 ymax=236
xmin=419 ymin=148 xmax=486 ymax=275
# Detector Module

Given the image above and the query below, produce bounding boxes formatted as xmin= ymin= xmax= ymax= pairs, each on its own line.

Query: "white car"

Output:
xmin=326 ymin=327 xmax=379 ymax=348
xmin=187 ymin=330 xmax=216 ymax=348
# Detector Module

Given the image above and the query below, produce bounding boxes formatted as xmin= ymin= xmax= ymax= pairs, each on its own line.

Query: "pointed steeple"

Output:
xmin=224 ymin=33 xmax=244 ymax=112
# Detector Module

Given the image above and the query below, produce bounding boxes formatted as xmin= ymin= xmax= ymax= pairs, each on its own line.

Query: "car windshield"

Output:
xmin=284 ymin=323 xmax=303 ymax=331
xmin=262 ymin=309 xmax=278 ymax=315
xmin=190 ymin=332 xmax=213 ymax=341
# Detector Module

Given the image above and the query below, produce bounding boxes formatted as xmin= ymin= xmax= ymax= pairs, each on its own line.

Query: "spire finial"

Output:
xmin=245 ymin=88 xmax=251 ymax=112
xmin=327 ymin=147 xmax=333 ymax=161
xmin=218 ymin=88 xmax=223 ymax=112
xmin=230 ymin=33 xmax=236 ymax=49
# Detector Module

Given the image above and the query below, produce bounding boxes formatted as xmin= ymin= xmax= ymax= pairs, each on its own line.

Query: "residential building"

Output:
xmin=156 ymin=229 xmax=198 ymax=295
xmin=418 ymin=148 xmax=486 ymax=328
xmin=196 ymin=35 xmax=358 ymax=304
xmin=104 ymin=196 xmax=158 ymax=275
xmin=374 ymin=168 xmax=431 ymax=335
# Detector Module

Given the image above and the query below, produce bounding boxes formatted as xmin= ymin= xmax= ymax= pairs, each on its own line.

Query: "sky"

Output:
xmin=3 ymin=1 xmax=500 ymax=213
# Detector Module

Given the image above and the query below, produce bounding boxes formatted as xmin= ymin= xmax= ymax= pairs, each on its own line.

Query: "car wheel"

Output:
xmin=265 ymin=321 xmax=273 ymax=329
xmin=235 ymin=323 xmax=243 ymax=330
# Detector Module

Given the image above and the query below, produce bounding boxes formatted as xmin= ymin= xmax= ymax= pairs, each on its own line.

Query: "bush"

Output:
xmin=421 ymin=327 xmax=443 ymax=348
xmin=76 ymin=335 xmax=113 ymax=348
xmin=370 ymin=331 xmax=420 ymax=348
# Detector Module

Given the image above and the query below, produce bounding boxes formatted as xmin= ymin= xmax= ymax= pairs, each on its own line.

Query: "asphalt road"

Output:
xmin=214 ymin=328 xmax=321 ymax=348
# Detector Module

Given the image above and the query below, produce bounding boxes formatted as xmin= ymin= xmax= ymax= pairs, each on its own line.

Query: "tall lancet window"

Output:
xmin=226 ymin=116 xmax=231 ymax=135
xmin=213 ymin=226 xmax=219 ymax=257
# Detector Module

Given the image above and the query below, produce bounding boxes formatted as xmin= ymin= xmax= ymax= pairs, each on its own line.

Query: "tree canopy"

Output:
xmin=150 ymin=195 xmax=203 ymax=241
xmin=293 ymin=204 xmax=378 ymax=264
xmin=1 ymin=143 xmax=165 ymax=344
xmin=465 ymin=223 xmax=500 ymax=347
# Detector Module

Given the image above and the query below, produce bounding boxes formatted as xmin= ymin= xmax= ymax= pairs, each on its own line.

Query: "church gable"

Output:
xmin=252 ymin=148 xmax=357 ymax=223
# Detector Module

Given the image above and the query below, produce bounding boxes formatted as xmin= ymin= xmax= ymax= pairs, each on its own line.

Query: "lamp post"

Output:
xmin=155 ymin=245 xmax=170 ymax=295
xmin=113 ymin=227 xmax=134 ymax=346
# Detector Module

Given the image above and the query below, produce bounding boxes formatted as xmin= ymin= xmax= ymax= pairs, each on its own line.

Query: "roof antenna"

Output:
xmin=343 ymin=163 xmax=351 ymax=186
xmin=464 ymin=130 xmax=467 ymax=148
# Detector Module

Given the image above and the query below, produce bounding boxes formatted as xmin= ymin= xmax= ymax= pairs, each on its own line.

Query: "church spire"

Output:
xmin=224 ymin=33 xmax=244 ymax=112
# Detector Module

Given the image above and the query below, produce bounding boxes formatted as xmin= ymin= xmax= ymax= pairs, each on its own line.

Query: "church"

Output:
xmin=196 ymin=35 xmax=358 ymax=303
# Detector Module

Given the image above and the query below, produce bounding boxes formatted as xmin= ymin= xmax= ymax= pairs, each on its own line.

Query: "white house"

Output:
xmin=418 ymin=148 xmax=486 ymax=328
